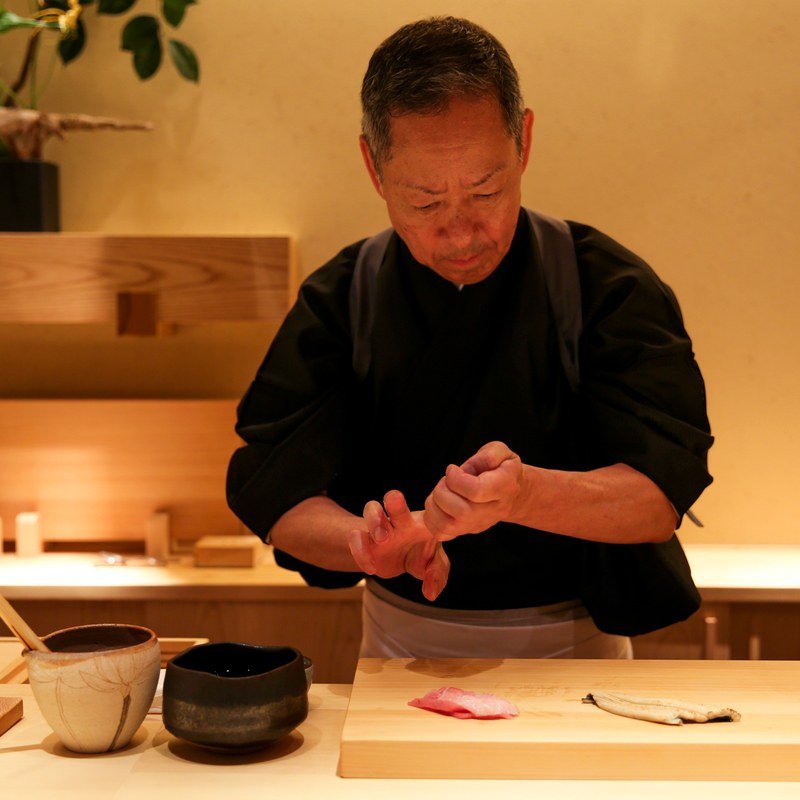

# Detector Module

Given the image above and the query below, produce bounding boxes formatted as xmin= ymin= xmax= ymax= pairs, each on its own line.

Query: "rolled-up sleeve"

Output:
xmin=574 ymin=225 xmax=714 ymax=522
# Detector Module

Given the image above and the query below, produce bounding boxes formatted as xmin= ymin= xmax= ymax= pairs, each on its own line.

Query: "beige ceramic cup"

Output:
xmin=25 ymin=623 xmax=160 ymax=753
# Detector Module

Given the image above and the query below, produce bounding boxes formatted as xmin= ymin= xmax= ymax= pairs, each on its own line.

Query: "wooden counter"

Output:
xmin=3 ymin=545 xmax=800 ymax=676
xmin=4 ymin=545 xmax=799 ymax=601
xmin=1 ymin=679 xmax=800 ymax=798
xmin=0 ymin=552 xmax=363 ymax=683
xmin=0 ymin=550 xmax=359 ymax=602
xmin=681 ymin=544 xmax=800 ymax=602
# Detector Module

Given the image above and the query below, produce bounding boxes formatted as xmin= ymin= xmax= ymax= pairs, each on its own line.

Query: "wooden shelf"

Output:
xmin=0 ymin=233 xmax=294 ymax=329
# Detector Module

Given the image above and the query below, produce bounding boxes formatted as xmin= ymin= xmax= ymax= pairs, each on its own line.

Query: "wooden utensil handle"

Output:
xmin=0 ymin=595 xmax=49 ymax=652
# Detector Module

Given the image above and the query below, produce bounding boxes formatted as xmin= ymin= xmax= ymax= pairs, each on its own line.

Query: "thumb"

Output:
xmin=422 ymin=544 xmax=450 ymax=601
xmin=460 ymin=441 xmax=514 ymax=476
xmin=383 ymin=489 xmax=413 ymax=528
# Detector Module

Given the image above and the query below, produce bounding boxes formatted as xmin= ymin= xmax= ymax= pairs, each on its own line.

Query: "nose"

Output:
xmin=440 ymin=206 xmax=477 ymax=250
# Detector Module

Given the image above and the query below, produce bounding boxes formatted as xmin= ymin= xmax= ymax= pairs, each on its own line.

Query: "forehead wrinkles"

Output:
xmin=400 ymin=164 xmax=506 ymax=195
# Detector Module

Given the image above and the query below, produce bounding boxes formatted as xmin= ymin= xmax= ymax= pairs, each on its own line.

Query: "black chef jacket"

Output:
xmin=227 ymin=209 xmax=713 ymax=624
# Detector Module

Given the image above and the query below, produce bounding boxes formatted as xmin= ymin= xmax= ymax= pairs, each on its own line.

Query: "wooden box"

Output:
xmin=193 ymin=535 xmax=265 ymax=568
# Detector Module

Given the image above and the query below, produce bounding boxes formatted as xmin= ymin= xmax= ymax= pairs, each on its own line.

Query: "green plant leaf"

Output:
xmin=162 ymin=0 xmax=195 ymax=28
xmin=133 ymin=39 xmax=161 ymax=79
xmin=98 ymin=0 xmax=136 ymax=13
xmin=122 ymin=15 xmax=161 ymax=79
xmin=58 ymin=17 xmax=86 ymax=64
xmin=121 ymin=14 xmax=158 ymax=50
xmin=168 ymin=38 xmax=198 ymax=81
xmin=0 ymin=8 xmax=60 ymax=32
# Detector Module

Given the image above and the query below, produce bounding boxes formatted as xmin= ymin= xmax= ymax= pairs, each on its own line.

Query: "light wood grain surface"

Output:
xmin=340 ymin=658 xmax=800 ymax=780
xmin=1 ymin=679 xmax=800 ymax=798
xmin=0 ymin=399 xmax=241 ymax=544
xmin=0 ymin=234 xmax=291 ymax=324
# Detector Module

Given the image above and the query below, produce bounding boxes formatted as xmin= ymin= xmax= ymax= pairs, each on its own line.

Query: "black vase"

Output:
xmin=0 ymin=159 xmax=60 ymax=231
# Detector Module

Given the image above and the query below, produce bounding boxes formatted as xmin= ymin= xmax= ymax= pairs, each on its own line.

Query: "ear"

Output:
xmin=519 ymin=108 xmax=534 ymax=172
xmin=359 ymin=135 xmax=385 ymax=198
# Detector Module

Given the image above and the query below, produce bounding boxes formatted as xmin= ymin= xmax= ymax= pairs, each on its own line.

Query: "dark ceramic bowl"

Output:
xmin=162 ymin=642 xmax=309 ymax=752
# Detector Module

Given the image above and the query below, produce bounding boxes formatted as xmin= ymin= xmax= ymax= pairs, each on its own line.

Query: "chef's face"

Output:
xmin=360 ymin=95 xmax=533 ymax=285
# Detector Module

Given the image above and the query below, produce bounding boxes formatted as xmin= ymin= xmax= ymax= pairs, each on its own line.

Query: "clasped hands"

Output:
xmin=348 ymin=441 xmax=524 ymax=601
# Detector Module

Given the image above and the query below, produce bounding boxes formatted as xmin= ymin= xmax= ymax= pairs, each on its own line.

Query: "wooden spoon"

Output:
xmin=0 ymin=594 xmax=50 ymax=652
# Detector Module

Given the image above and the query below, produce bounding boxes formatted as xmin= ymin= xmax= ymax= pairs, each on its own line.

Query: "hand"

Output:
xmin=348 ymin=489 xmax=450 ymax=601
xmin=423 ymin=441 xmax=524 ymax=541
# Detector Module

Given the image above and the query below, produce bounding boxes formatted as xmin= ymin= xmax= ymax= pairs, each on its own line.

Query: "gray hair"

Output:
xmin=360 ymin=17 xmax=525 ymax=175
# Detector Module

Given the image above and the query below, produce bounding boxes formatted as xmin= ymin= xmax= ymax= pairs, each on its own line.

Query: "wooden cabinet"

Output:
xmin=635 ymin=601 xmax=800 ymax=661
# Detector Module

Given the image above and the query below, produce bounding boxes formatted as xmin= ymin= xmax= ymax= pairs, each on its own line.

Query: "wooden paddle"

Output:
xmin=0 ymin=594 xmax=49 ymax=652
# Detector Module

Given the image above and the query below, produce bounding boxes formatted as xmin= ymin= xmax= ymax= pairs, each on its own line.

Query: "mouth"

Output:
xmin=445 ymin=252 xmax=481 ymax=268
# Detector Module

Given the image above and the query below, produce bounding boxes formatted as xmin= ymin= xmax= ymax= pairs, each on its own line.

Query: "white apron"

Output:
xmin=360 ymin=578 xmax=633 ymax=659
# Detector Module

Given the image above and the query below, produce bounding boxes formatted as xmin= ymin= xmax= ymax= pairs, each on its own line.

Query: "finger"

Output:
xmin=348 ymin=529 xmax=375 ymax=574
xmin=446 ymin=461 xmax=517 ymax=504
xmin=383 ymin=489 xmax=413 ymax=529
xmin=444 ymin=463 xmax=488 ymax=502
xmin=422 ymin=545 xmax=450 ymax=601
xmin=422 ymin=500 xmax=452 ymax=539
xmin=460 ymin=441 xmax=514 ymax=475
xmin=431 ymin=476 xmax=472 ymax=518
xmin=363 ymin=499 xmax=390 ymax=543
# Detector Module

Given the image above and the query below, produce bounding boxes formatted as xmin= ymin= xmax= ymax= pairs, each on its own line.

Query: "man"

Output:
xmin=227 ymin=17 xmax=713 ymax=659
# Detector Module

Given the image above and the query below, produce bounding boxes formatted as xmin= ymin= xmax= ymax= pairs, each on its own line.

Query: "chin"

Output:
xmin=436 ymin=255 xmax=501 ymax=285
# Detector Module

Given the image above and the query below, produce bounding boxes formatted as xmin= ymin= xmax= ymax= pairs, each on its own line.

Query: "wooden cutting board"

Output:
xmin=338 ymin=658 xmax=800 ymax=780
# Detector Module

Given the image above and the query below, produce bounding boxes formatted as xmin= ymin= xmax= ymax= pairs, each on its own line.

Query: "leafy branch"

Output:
xmin=0 ymin=0 xmax=200 ymax=110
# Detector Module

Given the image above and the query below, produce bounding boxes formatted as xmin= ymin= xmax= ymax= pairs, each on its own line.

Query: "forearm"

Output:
xmin=269 ymin=495 xmax=364 ymax=571
xmin=507 ymin=463 xmax=677 ymax=543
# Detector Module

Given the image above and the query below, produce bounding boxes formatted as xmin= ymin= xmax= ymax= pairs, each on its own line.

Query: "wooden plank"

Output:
xmin=0 ymin=697 xmax=22 ymax=737
xmin=339 ymin=658 xmax=800 ymax=780
xmin=0 ymin=399 xmax=241 ymax=544
xmin=0 ymin=234 xmax=291 ymax=323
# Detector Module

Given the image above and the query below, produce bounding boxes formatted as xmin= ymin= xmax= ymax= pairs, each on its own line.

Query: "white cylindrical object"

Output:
xmin=15 ymin=512 xmax=42 ymax=558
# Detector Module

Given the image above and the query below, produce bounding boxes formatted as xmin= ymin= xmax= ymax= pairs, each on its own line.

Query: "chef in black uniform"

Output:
xmin=227 ymin=17 xmax=713 ymax=659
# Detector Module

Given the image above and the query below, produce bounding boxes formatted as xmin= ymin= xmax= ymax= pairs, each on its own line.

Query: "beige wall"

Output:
xmin=2 ymin=1 xmax=798 ymax=544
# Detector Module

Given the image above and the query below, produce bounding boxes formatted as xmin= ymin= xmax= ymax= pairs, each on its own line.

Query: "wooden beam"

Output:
xmin=0 ymin=234 xmax=292 ymax=324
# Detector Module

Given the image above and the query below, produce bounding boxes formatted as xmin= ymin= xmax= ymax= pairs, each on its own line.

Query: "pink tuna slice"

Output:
xmin=408 ymin=686 xmax=519 ymax=719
